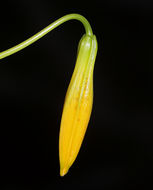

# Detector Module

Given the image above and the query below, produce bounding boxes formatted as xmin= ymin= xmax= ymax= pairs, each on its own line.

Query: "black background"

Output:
xmin=0 ymin=0 xmax=153 ymax=189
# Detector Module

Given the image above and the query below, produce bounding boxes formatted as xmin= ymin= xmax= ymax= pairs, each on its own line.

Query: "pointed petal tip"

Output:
xmin=60 ymin=167 xmax=69 ymax=177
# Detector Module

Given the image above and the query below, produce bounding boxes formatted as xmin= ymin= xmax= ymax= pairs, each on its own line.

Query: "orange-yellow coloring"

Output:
xmin=59 ymin=34 xmax=98 ymax=176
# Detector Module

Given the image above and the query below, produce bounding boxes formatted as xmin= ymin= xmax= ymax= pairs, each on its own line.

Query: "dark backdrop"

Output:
xmin=0 ymin=0 xmax=153 ymax=189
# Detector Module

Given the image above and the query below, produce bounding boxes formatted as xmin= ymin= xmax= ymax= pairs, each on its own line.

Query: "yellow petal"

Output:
xmin=59 ymin=34 xmax=98 ymax=176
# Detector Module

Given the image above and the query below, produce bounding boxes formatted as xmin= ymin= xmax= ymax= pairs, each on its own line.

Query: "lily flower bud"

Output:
xmin=0 ymin=13 xmax=98 ymax=177
xmin=59 ymin=34 xmax=98 ymax=176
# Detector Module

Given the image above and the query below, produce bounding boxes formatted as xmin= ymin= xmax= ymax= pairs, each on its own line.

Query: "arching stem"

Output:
xmin=0 ymin=14 xmax=93 ymax=60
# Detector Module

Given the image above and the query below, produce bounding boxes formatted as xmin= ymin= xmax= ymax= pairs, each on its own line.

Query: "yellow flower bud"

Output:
xmin=59 ymin=34 xmax=98 ymax=176
xmin=0 ymin=13 xmax=98 ymax=177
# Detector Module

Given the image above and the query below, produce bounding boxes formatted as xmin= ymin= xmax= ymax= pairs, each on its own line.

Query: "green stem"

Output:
xmin=0 ymin=14 xmax=93 ymax=60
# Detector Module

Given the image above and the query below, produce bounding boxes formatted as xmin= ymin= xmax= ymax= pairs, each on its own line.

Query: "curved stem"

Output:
xmin=0 ymin=14 xmax=93 ymax=60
